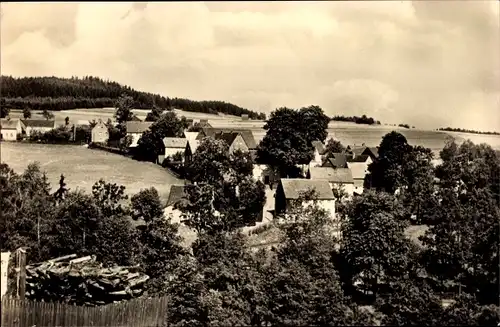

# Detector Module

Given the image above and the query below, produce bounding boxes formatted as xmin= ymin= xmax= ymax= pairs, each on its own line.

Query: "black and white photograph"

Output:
xmin=0 ymin=1 xmax=499 ymax=326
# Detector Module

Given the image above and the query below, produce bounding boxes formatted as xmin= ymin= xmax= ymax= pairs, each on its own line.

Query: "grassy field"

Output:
xmin=0 ymin=142 xmax=182 ymax=201
xmin=8 ymin=107 xmax=500 ymax=154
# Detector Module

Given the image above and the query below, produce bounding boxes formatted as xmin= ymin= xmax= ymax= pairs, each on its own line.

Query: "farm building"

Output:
xmin=346 ymin=155 xmax=372 ymax=194
xmin=159 ymin=137 xmax=188 ymax=164
xmin=307 ymin=166 xmax=355 ymax=197
xmin=125 ymin=121 xmax=153 ymax=147
xmin=214 ymin=132 xmax=249 ymax=154
xmin=20 ymin=119 xmax=56 ymax=137
xmin=197 ymin=128 xmax=257 ymax=151
xmin=275 ymin=179 xmax=336 ymax=220
xmin=163 ymin=185 xmax=188 ymax=224
xmin=184 ymin=139 xmax=200 ymax=164
xmin=310 ymin=140 xmax=327 ymax=167
xmin=91 ymin=119 xmax=109 ymax=144
xmin=0 ymin=118 xmax=24 ymax=141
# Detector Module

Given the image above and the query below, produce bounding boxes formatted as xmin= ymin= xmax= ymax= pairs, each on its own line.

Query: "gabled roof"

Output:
xmin=199 ymin=128 xmax=257 ymax=149
xmin=311 ymin=140 xmax=326 ymax=154
xmin=0 ymin=119 xmax=20 ymax=130
xmin=92 ymin=121 xmax=107 ymax=130
xmin=166 ymin=185 xmax=187 ymax=207
xmin=347 ymin=162 xmax=369 ymax=180
xmin=309 ymin=167 xmax=354 ymax=184
xmin=347 ymin=155 xmax=370 ymax=163
xmin=163 ymin=137 xmax=188 ymax=149
xmin=125 ymin=121 xmax=153 ymax=134
xmin=214 ymin=132 xmax=240 ymax=147
xmin=187 ymin=139 xmax=200 ymax=153
xmin=363 ymin=147 xmax=379 ymax=158
xmin=279 ymin=179 xmax=334 ymax=200
xmin=322 ymin=153 xmax=350 ymax=168
xmin=184 ymin=131 xmax=199 ymax=143
xmin=21 ymin=119 xmax=55 ymax=128
xmin=130 ymin=115 xmax=142 ymax=122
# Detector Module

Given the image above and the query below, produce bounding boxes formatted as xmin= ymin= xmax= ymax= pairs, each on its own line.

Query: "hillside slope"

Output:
xmin=0 ymin=75 xmax=265 ymax=120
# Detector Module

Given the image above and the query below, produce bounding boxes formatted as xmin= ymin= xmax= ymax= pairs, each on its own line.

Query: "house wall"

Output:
xmin=311 ymin=149 xmax=323 ymax=167
xmin=26 ymin=126 xmax=53 ymax=137
xmin=165 ymin=148 xmax=185 ymax=158
xmin=229 ymin=134 xmax=249 ymax=153
xmin=252 ymin=164 xmax=276 ymax=185
xmin=330 ymin=182 xmax=355 ymax=198
xmin=127 ymin=133 xmax=142 ymax=147
xmin=0 ymin=129 xmax=18 ymax=141
xmin=91 ymin=126 xmax=109 ymax=143
xmin=353 ymin=180 xmax=365 ymax=194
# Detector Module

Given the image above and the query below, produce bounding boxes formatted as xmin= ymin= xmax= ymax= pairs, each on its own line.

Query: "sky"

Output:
xmin=1 ymin=1 xmax=499 ymax=131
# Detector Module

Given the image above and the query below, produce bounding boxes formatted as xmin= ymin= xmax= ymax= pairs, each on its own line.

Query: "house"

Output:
xmin=163 ymin=185 xmax=188 ymax=224
xmin=91 ymin=119 xmax=109 ymax=144
xmin=184 ymin=131 xmax=199 ymax=143
xmin=159 ymin=137 xmax=188 ymax=164
xmin=275 ymin=179 xmax=336 ymax=220
xmin=125 ymin=121 xmax=153 ymax=147
xmin=310 ymin=140 xmax=326 ymax=167
xmin=0 ymin=119 xmax=23 ymax=141
xmin=241 ymin=114 xmax=249 ymax=121
xmin=196 ymin=128 xmax=257 ymax=151
xmin=346 ymin=155 xmax=373 ymax=194
xmin=307 ymin=166 xmax=355 ymax=197
xmin=21 ymin=119 xmax=56 ymax=137
xmin=321 ymin=153 xmax=350 ymax=169
xmin=214 ymin=132 xmax=249 ymax=153
xmin=184 ymin=139 xmax=200 ymax=164
xmin=362 ymin=147 xmax=379 ymax=161
xmin=252 ymin=164 xmax=278 ymax=187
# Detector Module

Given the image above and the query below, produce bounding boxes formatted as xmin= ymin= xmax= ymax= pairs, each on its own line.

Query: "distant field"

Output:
xmin=8 ymin=108 xmax=500 ymax=153
xmin=0 ymin=142 xmax=182 ymax=201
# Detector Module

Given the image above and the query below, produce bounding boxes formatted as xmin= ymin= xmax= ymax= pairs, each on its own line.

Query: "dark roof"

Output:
xmin=21 ymin=119 xmax=56 ymax=128
xmin=311 ymin=140 xmax=326 ymax=154
xmin=279 ymin=179 xmax=334 ymax=200
xmin=0 ymin=119 xmax=20 ymax=130
xmin=214 ymin=132 xmax=240 ymax=147
xmin=125 ymin=121 xmax=153 ymax=134
xmin=347 ymin=155 xmax=370 ymax=163
xmin=199 ymin=128 xmax=257 ymax=149
xmin=362 ymin=147 xmax=379 ymax=158
xmin=309 ymin=167 xmax=354 ymax=184
xmin=166 ymin=185 xmax=187 ymax=207
xmin=322 ymin=153 xmax=350 ymax=168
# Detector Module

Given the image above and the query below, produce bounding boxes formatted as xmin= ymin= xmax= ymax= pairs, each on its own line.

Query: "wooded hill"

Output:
xmin=0 ymin=76 xmax=266 ymax=120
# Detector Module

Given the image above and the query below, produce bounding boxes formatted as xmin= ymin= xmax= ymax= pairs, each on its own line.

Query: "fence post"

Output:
xmin=18 ymin=248 xmax=27 ymax=300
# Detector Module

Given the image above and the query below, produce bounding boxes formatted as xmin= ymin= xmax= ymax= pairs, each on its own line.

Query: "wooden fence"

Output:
xmin=1 ymin=296 xmax=168 ymax=327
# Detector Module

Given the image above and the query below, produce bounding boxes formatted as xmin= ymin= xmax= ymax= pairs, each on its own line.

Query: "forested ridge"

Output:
xmin=0 ymin=75 xmax=266 ymax=119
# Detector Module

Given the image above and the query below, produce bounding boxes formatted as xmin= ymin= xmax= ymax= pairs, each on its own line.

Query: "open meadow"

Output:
xmin=0 ymin=142 xmax=182 ymax=202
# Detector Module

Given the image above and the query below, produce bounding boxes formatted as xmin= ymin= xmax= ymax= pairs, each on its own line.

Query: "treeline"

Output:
xmin=331 ymin=114 xmax=381 ymax=125
xmin=438 ymin=127 xmax=500 ymax=136
xmin=0 ymin=76 xmax=265 ymax=119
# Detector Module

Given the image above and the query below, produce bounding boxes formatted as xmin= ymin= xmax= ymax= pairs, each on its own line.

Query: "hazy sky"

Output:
xmin=1 ymin=2 xmax=499 ymax=131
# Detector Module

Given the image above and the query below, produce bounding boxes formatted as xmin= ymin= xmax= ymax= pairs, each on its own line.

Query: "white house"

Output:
xmin=0 ymin=118 xmax=23 ymax=141
xmin=125 ymin=121 xmax=153 ymax=147
xmin=163 ymin=185 xmax=188 ymax=224
xmin=91 ymin=119 xmax=109 ymax=144
xmin=307 ymin=166 xmax=355 ymax=198
xmin=346 ymin=155 xmax=373 ymax=194
xmin=275 ymin=179 xmax=336 ymax=221
xmin=159 ymin=137 xmax=188 ymax=164
xmin=310 ymin=140 xmax=327 ymax=167
xmin=20 ymin=119 xmax=55 ymax=137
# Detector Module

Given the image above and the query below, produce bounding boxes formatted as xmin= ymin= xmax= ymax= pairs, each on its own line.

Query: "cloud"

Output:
xmin=1 ymin=1 xmax=499 ymax=131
